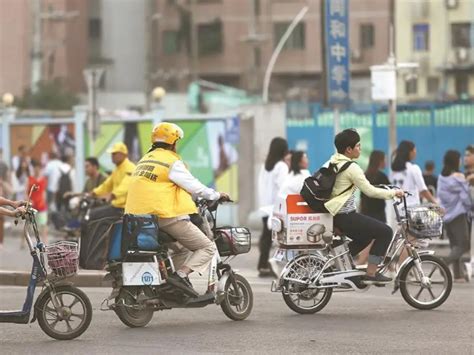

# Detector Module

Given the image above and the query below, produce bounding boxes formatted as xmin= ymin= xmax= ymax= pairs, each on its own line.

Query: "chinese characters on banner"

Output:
xmin=324 ymin=0 xmax=350 ymax=106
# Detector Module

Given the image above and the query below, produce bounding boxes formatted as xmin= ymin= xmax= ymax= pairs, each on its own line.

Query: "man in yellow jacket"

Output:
xmin=90 ymin=142 xmax=136 ymax=219
xmin=125 ymin=122 xmax=228 ymax=296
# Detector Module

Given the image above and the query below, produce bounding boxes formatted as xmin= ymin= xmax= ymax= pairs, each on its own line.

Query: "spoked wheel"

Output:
xmin=399 ymin=255 xmax=452 ymax=310
xmin=220 ymin=273 xmax=253 ymax=321
xmin=114 ymin=287 xmax=154 ymax=328
xmin=281 ymin=254 xmax=332 ymax=314
xmin=35 ymin=285 xmax=92 ymax=340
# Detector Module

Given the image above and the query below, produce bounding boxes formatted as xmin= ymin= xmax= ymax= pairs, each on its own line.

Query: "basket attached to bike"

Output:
xmin=406 ymin=205 xmax=443 ymax=239
xmin=215 ymin=227 xmax=251 ymax=256
xmin=45 ymin=241 xmax=79 ymax=278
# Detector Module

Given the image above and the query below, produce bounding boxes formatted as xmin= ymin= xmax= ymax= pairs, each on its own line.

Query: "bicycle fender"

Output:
xmin=392 ymin=250 xmax=435 ymax=294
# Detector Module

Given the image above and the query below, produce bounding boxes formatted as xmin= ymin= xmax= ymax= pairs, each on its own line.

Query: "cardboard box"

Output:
xmin=122 ymin=262 xmax=164 ymax=286
xmin=273 ymin=194 xmax=333 ymax=247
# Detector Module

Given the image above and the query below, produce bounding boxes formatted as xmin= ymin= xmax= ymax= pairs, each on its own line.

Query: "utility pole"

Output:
xmin=145 ymin=1 xmax=161 ymax=111
xmin=190 ymin=0 xmax=199 ymax=82
xmin=30 ymin=0 xmax=42 ymax=93
xmin=83 ymin=68 xmax=104 ymax=155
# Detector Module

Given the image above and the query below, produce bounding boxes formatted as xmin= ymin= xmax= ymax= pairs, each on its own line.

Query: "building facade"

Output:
xmin=155 ymin=0 xmax=393 ymax=102
xmin=395 ymin=0 xmax=474 ymax=102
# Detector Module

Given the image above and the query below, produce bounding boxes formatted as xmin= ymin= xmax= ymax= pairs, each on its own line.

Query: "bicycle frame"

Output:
xmin=0 ymin=205 xmax=47 ymax=324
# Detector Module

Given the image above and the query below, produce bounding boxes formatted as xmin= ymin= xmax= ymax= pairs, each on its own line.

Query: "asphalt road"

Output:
xmin=1 ymin=279 xmax=473 ymax=354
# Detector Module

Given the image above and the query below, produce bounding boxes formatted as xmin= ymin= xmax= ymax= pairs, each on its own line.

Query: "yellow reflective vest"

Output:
xmin=93 ymin=158 xmax=136 ymax=208
xmin=124 ymin=148 xmax=197 ymax=218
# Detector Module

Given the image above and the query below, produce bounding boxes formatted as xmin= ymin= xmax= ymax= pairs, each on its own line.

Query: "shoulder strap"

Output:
xmin=336 ymin=161 xmax=354 ymax=174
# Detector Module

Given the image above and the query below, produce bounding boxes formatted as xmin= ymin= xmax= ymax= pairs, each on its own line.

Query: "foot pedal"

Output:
xmin=185 ymin=293 xmax=216 ymax=307
xmin=166 ymin=277 xmax=199 ymax=298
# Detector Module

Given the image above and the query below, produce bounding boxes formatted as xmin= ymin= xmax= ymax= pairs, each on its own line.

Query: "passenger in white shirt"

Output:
xmin=257 ymin=137 xmax=289 ymax=277
xmin=390 ymin=140 xmax=437 ymax=206
xmin=278 ymin=151 xmax=310 ymax=198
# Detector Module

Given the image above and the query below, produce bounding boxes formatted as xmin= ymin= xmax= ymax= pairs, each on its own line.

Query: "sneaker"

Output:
xmin=258 ymin=268 xmax=275 ymax=278
xmin=362 ymin=272 xmax=392 ymax=285
xmin=463 ymin=263 xmax=472 ymax=282
xmin=167 ymin=273 xmax=199 ymax=297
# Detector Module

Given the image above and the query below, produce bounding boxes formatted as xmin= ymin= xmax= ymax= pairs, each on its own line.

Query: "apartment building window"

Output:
xmin=274 ymin=22 xmax=305 ymax=50
xmin=198 ymin=21 xmax=223 ymax=56
xmin=455 ymin=75 xmax=468 ymax=97
xmin=89 ymin=18 xmax=101 ymax=39
xmin=360 ymin=23 xmax=374 ymax=49
xmin=405 ymin=78 xmax=418 ymax=95
xmin=451 ymin=23 xmax=472 ymax=47
xmin=163 ymin=31 xmax=180 ymax=55
xmin=427 ymin=77 xmax=439 ymax=94
xmin=413 ymin=24 xmax=429 ymax=51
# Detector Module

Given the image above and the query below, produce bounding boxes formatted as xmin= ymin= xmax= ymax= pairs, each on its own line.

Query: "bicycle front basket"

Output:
xmin=45 ymin=241 xmax=79 ymax=278
xmin=407 ymin=205 xmax=443 ymax=239
xmin=215 ymin=227 xmax=251 ymax=256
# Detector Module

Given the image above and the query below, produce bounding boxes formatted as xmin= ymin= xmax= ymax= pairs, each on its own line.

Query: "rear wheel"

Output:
xmin=399 ymin=255 xmax=452 ymax=310
xmin=281 ymin=254 xmax=332 ymax=314
xmin=114 ymin=287 xmax=154 ymax=327
xmin=220 ymin=274 xmax=253 ymax=321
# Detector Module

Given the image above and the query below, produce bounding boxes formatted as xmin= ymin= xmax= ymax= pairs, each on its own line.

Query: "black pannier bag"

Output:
xmin=79 ymin=206 xmax=123 ymax=270
xmin=300 ymin=161 xmax=354 ymax=212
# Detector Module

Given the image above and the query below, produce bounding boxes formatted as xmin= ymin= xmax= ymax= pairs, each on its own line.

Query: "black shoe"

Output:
xmin=362 ymin=272 xmax=392 ymax=285
xmin=167 ymin=273 xmax=199 ymax=297
xmin=258 ymin=268 xmax=276 ymax=278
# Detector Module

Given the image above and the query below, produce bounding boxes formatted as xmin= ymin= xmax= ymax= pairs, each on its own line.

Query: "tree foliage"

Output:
xmin=17 ymin=79 xmax=79 ymax=110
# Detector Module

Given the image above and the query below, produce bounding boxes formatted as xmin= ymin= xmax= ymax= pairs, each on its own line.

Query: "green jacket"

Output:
xmin=324 ymin=153 xmax=396 ymax=216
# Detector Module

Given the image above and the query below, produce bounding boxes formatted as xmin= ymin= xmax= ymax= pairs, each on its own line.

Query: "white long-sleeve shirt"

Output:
xmin=169 ymin=160 xmax=220 ymax=201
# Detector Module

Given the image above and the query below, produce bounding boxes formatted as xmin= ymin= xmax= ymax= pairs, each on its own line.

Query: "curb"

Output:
xmin=0 ymin=270 xmax=111 ymax=287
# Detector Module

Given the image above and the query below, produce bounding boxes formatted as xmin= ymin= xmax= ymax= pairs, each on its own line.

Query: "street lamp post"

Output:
xmin=83 ymin=68 xmax=104 ymax=155
xmin=1 ymin=93 xmax=15 ymax=166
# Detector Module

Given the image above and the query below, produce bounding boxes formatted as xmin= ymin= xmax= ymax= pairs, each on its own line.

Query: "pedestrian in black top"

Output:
xmin=423 ymin=160 xmax=438 ymax=199
xmin=360 ymin=150 xmax=390 ymax=223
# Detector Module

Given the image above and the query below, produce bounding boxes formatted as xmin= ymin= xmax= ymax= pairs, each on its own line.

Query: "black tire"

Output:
xmin=114 ymin=287 xmax=154 ymax=328
xmin=220 ymin=273 xmax=253 ymax=321
xmin=399 ymin=255 xmax=452 ymax=310
xmin=282 ymin=282 xmax=333 ymax=314
xmin=280 ymin=253 xmax=332 ymax=314
xmin=35 ymin=285 xmax=92 ymax=340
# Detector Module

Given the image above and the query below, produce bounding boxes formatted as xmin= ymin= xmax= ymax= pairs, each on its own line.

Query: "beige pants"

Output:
xmin=159 ymin=219 xmax=215 ymax=274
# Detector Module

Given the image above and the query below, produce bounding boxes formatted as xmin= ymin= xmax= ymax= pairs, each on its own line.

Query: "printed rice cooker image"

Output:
xmin=306 ymin=223 xmax=326 ymax=243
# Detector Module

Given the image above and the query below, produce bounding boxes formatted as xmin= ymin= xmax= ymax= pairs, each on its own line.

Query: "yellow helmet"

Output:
xmin=151 ymin=122 xmax=184 ymax=145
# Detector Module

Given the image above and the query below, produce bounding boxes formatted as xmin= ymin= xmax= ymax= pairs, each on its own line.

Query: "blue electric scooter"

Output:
xmin=0 ymin=185 xmax=92 ymax=340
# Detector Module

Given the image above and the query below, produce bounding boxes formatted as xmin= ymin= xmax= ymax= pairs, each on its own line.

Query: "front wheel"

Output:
xmin=35 ymin=285 xmax=92 ymax=340
xmin=399 ymin=255 xmax=452 ymax=310
xmin=220 ymin=273 xmax=253 ymax=321
xmin=114 ymin=287 xmax=154 ymax=328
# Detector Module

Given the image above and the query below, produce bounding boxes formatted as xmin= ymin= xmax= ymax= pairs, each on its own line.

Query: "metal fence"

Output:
xmin=286 ymin=101 xmax=474 ymax=173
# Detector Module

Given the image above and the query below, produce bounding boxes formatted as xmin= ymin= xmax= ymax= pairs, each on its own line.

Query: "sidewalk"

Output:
xmin=0 ymin=225 xmax=262 ymax=287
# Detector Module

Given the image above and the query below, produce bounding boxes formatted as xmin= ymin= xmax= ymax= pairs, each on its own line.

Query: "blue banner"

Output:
xmin=324 ymin=0 xmax=350 ymax=106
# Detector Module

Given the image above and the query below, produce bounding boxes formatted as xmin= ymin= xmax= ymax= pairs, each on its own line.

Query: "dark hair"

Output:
xmin=290 ymin=151 xmax=306 ymax=175
xmin=425 ymin=160 xmax=435 ymax=171
xmin=334 ymin=129 xmax=360 ymax=154
xmin=465 ymin=145 xmax=474 ymax=154
xmin=148 ymin=142 xmax=174 ymax=153
xmin=391 ymin=140 xmax=415 ymax=172
xmin=441 ymin=150 xmax=460 ymax=177
xmin=85 ymin=157 xmax=100 ymax=168
xmin=16 ymin=158 xmax=30 ymax=179
xmin=30 ymin=159 xmax=41 ymax=168
xmin=365 ymin=150 xmax=385 ymax=180
xmin=264 ymin=137 xmax=288 ymax=171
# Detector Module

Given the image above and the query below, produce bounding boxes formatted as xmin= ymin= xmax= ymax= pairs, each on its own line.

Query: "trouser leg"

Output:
xmin=258 ymin=217 xmax=272 ymax=270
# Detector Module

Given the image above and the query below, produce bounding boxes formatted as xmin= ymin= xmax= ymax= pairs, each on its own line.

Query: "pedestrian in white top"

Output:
xmin=390 ymin=140 xmax=437 ymax=206
xmin=43 ymin=152 xmax=63 ymax=211
xmin=257 ymin=137 xmax=288 ymax=277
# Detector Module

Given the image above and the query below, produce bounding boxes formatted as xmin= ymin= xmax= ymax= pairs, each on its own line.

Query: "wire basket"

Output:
xmin=45 ymin=241 xmax=79 ymax=278
xmin=406 ymin=205 xmax=443 ymax=239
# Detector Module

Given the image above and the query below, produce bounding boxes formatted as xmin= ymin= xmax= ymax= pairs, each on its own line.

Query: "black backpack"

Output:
xmin=300 ymin=161 xmax=354 ymax=212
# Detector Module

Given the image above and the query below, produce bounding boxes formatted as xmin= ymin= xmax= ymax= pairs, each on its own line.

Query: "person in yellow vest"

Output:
xmin=90 ymin=142 xmax=136 ymax=220
xmin=125 ymin=122 xmax=229 ymax=295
